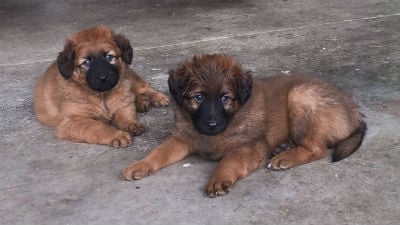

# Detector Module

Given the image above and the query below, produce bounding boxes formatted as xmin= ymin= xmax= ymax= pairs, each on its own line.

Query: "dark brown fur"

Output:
xmin=120 ymin=54 xmax=366 ymax=197
xmin=33 ymin=26 xmax=169 ymax=147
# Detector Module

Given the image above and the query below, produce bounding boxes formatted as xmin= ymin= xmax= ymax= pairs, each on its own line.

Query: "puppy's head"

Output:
xmin=56 ymin=26 xmax=133 ymax=92
xmin=168 ymin=54 xmax=252 ymax=135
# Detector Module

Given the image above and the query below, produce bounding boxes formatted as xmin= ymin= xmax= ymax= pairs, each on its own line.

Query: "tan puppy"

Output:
xmin=33 ymin=26 xmax=169 ymax=147
xmin=121 ymin=54 xmax=366 ymax=197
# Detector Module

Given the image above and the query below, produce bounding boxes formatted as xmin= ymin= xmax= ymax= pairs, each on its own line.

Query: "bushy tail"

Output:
xmin=332 ymin=120 xmax=367 ymax=162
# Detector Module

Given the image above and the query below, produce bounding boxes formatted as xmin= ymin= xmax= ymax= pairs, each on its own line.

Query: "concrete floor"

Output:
xmin=1 ymin=0 xmax=399 ymax=224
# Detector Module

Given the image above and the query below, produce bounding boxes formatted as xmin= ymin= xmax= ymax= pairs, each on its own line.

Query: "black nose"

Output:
xmin=207 ymin=120 xmax=218 ymax=130
xmin=98 ymin=75 xmax=108 ymax=82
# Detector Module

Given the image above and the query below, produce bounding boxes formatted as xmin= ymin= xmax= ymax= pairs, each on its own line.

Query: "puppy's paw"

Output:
xmin=120 ymin=121 xmax=144 ymax=136
xmin=270 ymin=141 xmax=295 ymax=158
xmin=204 ymin=179 xmax=232 ymax=198
xmin=120 ymin=161 xmax=154 ymax=181
xmin=150 ymin=91 xmax=169 ymax=107
xmin=268 ymin=153 xmax=294 ymax=170
xmin=135 ymin=94 xmax=150 ymax=112
xmin=107 ymin=130 xmax=132 ymax=148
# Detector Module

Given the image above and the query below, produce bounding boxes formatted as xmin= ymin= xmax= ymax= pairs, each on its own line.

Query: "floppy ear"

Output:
xmin=168 ymin=68 xmax=188 ymax=106
xmin=234 ymin=71 xmax=252 ymax=105
xmin=57 ymin=40 xmax=75 ymax=79
xmin=114 ymin=34 xmax=133 ymax=65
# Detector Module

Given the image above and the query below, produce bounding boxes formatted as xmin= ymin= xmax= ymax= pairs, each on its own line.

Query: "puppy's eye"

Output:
xmin=221 ymin=95 xmax=230 ymax=104
xmin=81 ymin=60 xmax=91 ymax=69
xmin=193 ymin=94 xmax=204 ymax=103
xmin=105 ymin=54 xmax=114 ymax=62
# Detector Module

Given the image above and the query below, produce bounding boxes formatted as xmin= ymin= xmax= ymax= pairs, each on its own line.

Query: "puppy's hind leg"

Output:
xmin=135 ymin=85 xmax=169 ymax=111
xmin=268 ymin=88 xmax=327 ymax=170
xmin=146 ymin=88 xmax=169 ymax=108
xmin=268 ymin=140 xmax=327 ymax=170
xmin=113 ymin=103 xmax=144 ymax=136
xmin=268 ymin=103 xmax=327 ymax=170
xmin=127 ymin=70 xmax=169 ymax=112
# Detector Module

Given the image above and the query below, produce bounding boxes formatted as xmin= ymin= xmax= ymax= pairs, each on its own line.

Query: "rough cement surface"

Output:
xmin=0 ymin=0 xmax=399 ymax=224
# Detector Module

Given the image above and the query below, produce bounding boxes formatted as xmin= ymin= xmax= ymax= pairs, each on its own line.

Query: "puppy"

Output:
xmin=120 ymin=54 xmax=366 ymax=197
xmin=33 ymin=26 xmax=169 ymax=147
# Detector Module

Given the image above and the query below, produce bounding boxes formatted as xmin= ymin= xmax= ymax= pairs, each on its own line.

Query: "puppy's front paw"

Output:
xmin=120 ymin=161 xmax=154 ymax=181
xmin=150 ymin=92 xmax=169 ymax=107
xmin=120 ymin=121 xmax=144 ymax=136
xmin=135 ymin=94 xmax=150 ymax=112
xmin=204 ymin=179 xmax=232 ymax=198
xmin=107 ymin=130 xmax=132 ymax=148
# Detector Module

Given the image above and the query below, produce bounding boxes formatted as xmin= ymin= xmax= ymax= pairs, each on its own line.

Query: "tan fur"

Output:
xmin=33 ymin=26 xmax=169 ymax=147
xmin=121 ymin=54 xmax=365 ymax=197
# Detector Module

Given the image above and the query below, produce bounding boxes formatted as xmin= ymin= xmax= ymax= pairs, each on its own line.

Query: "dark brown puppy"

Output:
xmin=121 ymin=54 xmax=366 ymax=197
xmin=33 ymin=26 xmax=169 ymax=147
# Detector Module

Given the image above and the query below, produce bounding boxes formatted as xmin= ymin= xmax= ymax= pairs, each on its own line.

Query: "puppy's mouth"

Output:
xmin=86 ymin=58 xmax=119 ymax=92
